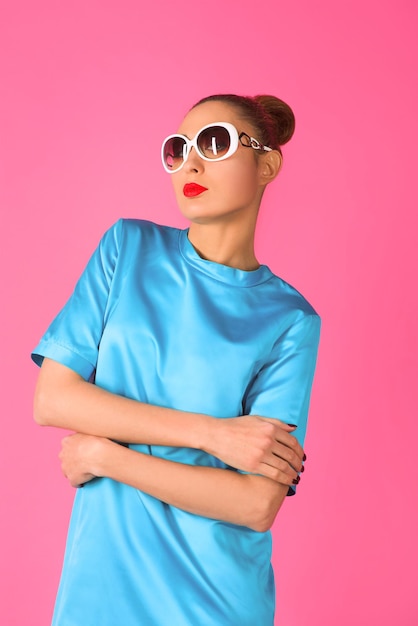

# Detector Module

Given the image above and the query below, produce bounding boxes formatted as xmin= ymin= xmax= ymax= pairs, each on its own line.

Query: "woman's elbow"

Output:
xmin=245 ymin=479 xmax=288 ymax=533
xmin=249 ymin=508 xmax=278 ymax=533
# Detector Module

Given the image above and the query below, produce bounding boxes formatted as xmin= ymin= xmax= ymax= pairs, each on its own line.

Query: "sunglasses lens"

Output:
xmin=197 ymin=126 xmax=231 ymax=160
xmin=163 ymin=136 xmax=187 ymax=171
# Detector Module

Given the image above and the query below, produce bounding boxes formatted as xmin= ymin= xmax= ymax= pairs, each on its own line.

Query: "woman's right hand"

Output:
xmin=203 ymin=415 xmax=305 ymax=486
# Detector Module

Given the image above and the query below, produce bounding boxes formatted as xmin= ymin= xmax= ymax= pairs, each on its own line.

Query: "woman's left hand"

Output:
xmin=59 ymin=433 xmax=107 ymax=488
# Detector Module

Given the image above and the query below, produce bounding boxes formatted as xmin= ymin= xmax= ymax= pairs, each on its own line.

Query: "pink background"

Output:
xmin=1 ymin=1 xmax=417 ymax=624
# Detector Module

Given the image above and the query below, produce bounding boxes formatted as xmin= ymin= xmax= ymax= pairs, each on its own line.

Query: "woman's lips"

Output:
xmin=183 ymin=183 xmax=208 ymax=198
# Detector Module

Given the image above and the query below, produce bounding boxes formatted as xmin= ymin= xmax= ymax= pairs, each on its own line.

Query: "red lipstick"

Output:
xmin=183 ymin=183 xmax=208 ymax=198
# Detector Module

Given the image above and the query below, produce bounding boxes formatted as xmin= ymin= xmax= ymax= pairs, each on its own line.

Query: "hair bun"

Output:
xmin=254 ymin=95 xmax=295 ymax=147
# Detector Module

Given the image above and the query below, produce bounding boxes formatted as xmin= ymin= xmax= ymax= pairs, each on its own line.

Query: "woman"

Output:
xmin=32 ymin=94 xmax=320 ymax=625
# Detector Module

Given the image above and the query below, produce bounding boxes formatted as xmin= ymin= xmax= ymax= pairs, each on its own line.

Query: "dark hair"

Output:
xmin=191 ymin=94 xmax=295 ymax=154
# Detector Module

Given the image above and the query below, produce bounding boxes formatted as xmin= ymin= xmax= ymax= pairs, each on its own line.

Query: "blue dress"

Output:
xmin=32 ymin=219 xmax=320 ymax=626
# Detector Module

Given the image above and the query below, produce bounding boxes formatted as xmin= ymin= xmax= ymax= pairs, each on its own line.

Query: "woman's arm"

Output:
xmin=34 ymin=358 xmax=304 ymax=483
xmin=59 ymin=434 xmax=295 ymax=532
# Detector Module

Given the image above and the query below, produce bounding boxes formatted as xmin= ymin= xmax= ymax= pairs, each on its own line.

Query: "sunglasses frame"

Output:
xmin=161 ymin=122 xmax=272 ymax=174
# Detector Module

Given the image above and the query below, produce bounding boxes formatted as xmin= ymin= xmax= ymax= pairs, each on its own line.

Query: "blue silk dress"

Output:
xmin=32 ymin=219 xmax=320 ymax=626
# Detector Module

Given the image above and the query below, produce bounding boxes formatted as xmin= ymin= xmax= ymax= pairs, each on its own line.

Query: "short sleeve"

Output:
xmin=31 ymin=220 xmax=122 ymax=380
xmin=243 ymin=313 xmax=321 ymax=494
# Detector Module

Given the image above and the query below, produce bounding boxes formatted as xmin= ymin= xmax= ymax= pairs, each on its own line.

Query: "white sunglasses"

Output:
xmin=161 ymin=122 xmax=272 ymax=173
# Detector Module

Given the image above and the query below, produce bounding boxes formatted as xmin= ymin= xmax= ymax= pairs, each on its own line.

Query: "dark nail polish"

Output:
xmin=292 ymin=476 xmax=300 ymax=485
xmin=303 ymin=453 xmax=307 ymax=462
xmin=300 ymin=465 xmax=305 ymax=473
xmin=288 ymin=423 xmax=297 ymax=428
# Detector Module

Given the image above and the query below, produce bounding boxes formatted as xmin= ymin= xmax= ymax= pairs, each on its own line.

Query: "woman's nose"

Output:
xmin=183 ymin=147 xmax=204 ymax=173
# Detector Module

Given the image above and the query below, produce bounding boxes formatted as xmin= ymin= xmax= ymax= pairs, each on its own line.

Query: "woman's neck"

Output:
xmin=187 ymin=219 xmax=259 ymax=271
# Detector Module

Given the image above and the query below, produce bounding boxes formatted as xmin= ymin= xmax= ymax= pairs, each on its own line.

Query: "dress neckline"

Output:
xmin=178 ymin=228 xmax=274 ymax=287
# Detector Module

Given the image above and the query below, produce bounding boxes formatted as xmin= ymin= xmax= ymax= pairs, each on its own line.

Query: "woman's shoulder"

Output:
xmin=263 ymin=270 xmax=318 ymax=317
xmin=110 ymin=218 xmax=179 ymax=238
xmin=100 ymin=218 xmax=181 ymax=253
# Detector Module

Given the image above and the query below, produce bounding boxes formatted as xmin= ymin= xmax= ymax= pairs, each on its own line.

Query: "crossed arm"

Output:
xmin=34 ymin=358 xmax=305 ymax=532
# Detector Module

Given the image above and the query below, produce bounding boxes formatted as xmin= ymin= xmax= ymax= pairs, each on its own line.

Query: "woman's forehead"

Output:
xmin=177 ymin=101 xmax=243 ymax=136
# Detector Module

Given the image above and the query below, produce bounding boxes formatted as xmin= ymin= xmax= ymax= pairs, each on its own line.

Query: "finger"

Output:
xmin=271 ymin=442 xmax=304 ymax=471
xmin=261 ymin=441 xmax=307 ymax=476
xmin=261 ymin=454 xmax=299 ymax=480
xmin=258 ymin=417 xmax=305 ymax=457
xmin=68 ymin=475 xmax=85 ymax=488
xmin=272 ymin=431 xmax=305 ymax=461
xmin=259 ymin=417 xmax=297 ymax=431
xmin=259 ymin=461 xmax=299 ymax=486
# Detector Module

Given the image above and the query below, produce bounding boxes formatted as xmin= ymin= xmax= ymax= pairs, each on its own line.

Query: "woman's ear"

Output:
xmin=258 ymin=150 xmax=283 ymax=185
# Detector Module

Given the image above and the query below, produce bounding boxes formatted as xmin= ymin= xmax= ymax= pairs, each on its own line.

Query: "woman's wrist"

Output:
xmin=87 ymin=437 xmax=117 ymax=477
xmin=193 ymin=413 xmax=220 ymax=455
